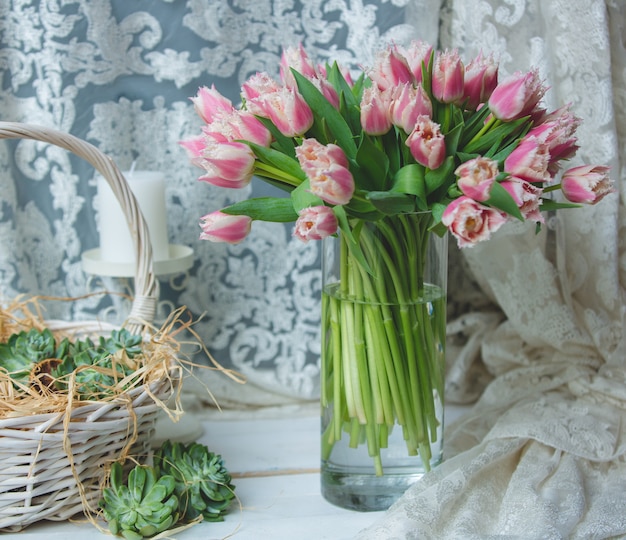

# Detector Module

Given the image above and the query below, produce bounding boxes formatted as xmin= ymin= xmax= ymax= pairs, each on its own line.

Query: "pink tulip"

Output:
xmin=308 ymin=164 xmax=355 ymax=206
xmin=431 ymin=49 xmax=465 ymax=104
xmin=296 ymin=139 xmax=355 ymax=205
xmin=360 ymin=86 xmax=392 ymax=135
xmin=203 ymin=109 xmax=272 ymax=147
xmin=561 ymin=165 xmax=613 ymax=204
xmin=179 ymin=135 xmax=207 ymax=169
xmin=196 ymin=133 xmax=256 ymax=189
xmin=318 ymin=62 xmax=354 ymax=86
xmin=231 ymin=111 xmax=273 ymax=146
xmin=461 ymin=52 xmax=498 ymax=110
xmin=488 ymin=69 xmax=546 ymax=121
xmin=296 ymin=138 xmax=349 ymax=170
xmin=191 ymin=85 xmax=233 ymax=124
xmin=199 ymin=211 xmax=252 ymax=244
xmin=241 ymin=72 xmax=283 ymax=113
xmin=529 ymin=105 xmax=580 ymax=174
xmin=397 ymin=40 xmax=433 ymax=83
xmin=504 ymin=137 xmax=551 ymax=184
xmin=368 ymin=45 xmax=414 ymax=91
xmin=501 ymin=178 xmax=544 ymax=223
xmin=455 ymin=156 xmax=499 ymax=202
xmin=389 ymin=83 xmax=432 ymax=134
xmin=250 ymin=86 xmax=314 ymax=137
xmin=406 ymin=116 xmax=446 ymax=170
xmin=279 ymin=45 xmax=340 ymax=109
xmin=280 ymin=44 xmax=318 ymax=87
xmin=293 ymin=205 xmax=338 ymax=242
xmin=442 ymin=196 xmax=508 ymax=248
xmin=311 ymin=76 xmax=340 ymax=109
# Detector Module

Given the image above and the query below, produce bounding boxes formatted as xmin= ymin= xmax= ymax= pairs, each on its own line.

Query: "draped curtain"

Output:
xmin=1 ymin=1 xmax=625 ymax=537
xmin=359 ymin=0 xmax=626 ymax=538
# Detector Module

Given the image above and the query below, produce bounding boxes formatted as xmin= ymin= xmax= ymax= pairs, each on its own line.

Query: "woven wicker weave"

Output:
xmin=0 ymin=122 xmax=174 ymax=531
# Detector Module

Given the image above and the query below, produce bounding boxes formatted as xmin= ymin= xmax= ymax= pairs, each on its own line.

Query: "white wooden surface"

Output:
xmin=5 ymin=404 xmax=467 ymax=539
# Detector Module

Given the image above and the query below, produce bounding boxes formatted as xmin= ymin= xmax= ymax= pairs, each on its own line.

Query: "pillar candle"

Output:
xmin=98 ymin=170 xmax=170 ymax=264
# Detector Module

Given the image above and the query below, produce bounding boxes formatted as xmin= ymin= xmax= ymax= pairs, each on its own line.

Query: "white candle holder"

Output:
xmin=82 ymin=169 xmax=194 ymax=277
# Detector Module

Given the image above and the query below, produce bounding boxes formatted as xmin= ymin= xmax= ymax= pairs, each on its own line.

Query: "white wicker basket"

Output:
xmin=0 ymin=122 xmax=175 ymax=531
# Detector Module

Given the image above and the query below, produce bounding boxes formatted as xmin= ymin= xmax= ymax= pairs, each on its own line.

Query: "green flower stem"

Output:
xmin=322 ymin=213 xmax=445 ymax=476
xmin=543 ymin=183 xmax=561 ymax=193
xmin=360 ymin=227 xmax=426 ymax=455
xmin=330 ymin=297 xmax=343 ymax=443
xmin=254 ymin=162 xmax=302 ymax=186
xmin=467 ymin=115 xmax=501 ymax=148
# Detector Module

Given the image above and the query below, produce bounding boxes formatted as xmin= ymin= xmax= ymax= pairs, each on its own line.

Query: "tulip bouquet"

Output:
xmin=182 ymin=42 xmax=613 ymax=481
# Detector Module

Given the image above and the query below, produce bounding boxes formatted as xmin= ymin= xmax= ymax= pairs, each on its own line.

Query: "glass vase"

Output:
xmin=320 ymin=212 xmax=447 ymax=512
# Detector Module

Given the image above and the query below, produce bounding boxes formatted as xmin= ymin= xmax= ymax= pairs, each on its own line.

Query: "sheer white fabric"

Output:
xmin=357 ymin=0 xmax=626 ymax=538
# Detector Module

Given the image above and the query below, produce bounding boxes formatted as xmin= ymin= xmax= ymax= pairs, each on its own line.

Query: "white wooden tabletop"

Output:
xmin=5 ymin=403 xmax=467 ymax=539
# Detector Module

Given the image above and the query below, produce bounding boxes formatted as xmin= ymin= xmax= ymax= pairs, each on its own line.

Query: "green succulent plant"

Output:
xmin=0 ymin=328 xmax=57 ymax=383
xmin=100 ymin=329 xmax=143 ymax=358
xmin=100 ymin=462 xmax=179 ymax=540
xmin=0 ymin=327 xmax=143 ymax=398
xmin=154 ymin=440 xmax=236 ymax=523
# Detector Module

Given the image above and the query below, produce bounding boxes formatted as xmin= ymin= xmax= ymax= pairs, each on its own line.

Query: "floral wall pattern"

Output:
xmin=0 ymin=0 xmax=444 ymax=404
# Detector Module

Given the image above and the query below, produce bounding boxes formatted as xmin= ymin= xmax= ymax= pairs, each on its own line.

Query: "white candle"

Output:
xmin=98 ymin=170 xmax=170 ymax=264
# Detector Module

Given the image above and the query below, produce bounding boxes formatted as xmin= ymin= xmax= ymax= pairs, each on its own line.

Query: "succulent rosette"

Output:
xmin=154 ymin=440 xmax=236 ymax=523
xmin=100 ymin=463 xmax=179 ymax=540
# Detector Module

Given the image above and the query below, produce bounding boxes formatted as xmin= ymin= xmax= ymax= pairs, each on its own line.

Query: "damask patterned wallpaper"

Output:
xmin=0 ymin=0 xmax=439 ymax=403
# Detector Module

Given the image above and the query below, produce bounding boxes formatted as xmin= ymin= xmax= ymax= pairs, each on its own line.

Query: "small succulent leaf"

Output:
xmin=129 ymin=466 xmax=147 ymax=503
xmin=137 ymin=524 xmax=157 ymax=537
xmin=119 ymin=509 xmax=139 ymax=528
xmin=108 ymin=518 xmax=120 ymax=535
xmin=109 ymin=462 xmax=124 ymax=493
xmin=120 ymin=530 xmax=143 ymax=540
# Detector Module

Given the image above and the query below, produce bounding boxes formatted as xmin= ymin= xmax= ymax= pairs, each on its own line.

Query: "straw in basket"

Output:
xmin=0 ymin=122 xmax=178 ymax=531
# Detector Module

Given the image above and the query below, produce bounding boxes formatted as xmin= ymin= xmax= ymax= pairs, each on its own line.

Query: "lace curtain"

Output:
xmin=358 ymin=0 xmax=626 ymax=538
xmin=0 ymin=0 xmax=442 ymax=407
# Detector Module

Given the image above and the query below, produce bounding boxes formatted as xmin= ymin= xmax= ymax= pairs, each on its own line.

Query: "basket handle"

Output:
xmin=0 ymin=121 xmax=158 ymax=334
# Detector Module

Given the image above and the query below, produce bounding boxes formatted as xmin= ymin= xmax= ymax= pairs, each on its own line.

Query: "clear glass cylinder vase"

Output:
xmin=320 ymin=212 xmax=448 ymax=512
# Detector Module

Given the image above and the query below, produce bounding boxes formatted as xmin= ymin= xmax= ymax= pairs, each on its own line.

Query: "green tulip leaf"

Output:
xmin=355 ymin=135 xmax=389 ymax=191
xmin=292 ymin=69 xmax=358 ymax=158
xmin=247 ymin=142 xmax=306 ymax=184
xmin=464 ymin=117 xmax=528 ymax=155
xmin=392 ymin=164 xmax=427 ymax=199
xmin=291 ymin=179 xmax=324 ymax=213
xmin=222 ymin=197 xmax=299 ymax=223
xmin=485 ymin=181 xmax=524 ymax=220
xmin=367 ymin=191 xmax=416 ymax=215
xmin=425 ymin=156 xmax=456 ymax=197
xmin=254 ymin=117 xmax=296 ymax=157
xmin=539 ymin=199 xmax=582 ymax=211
